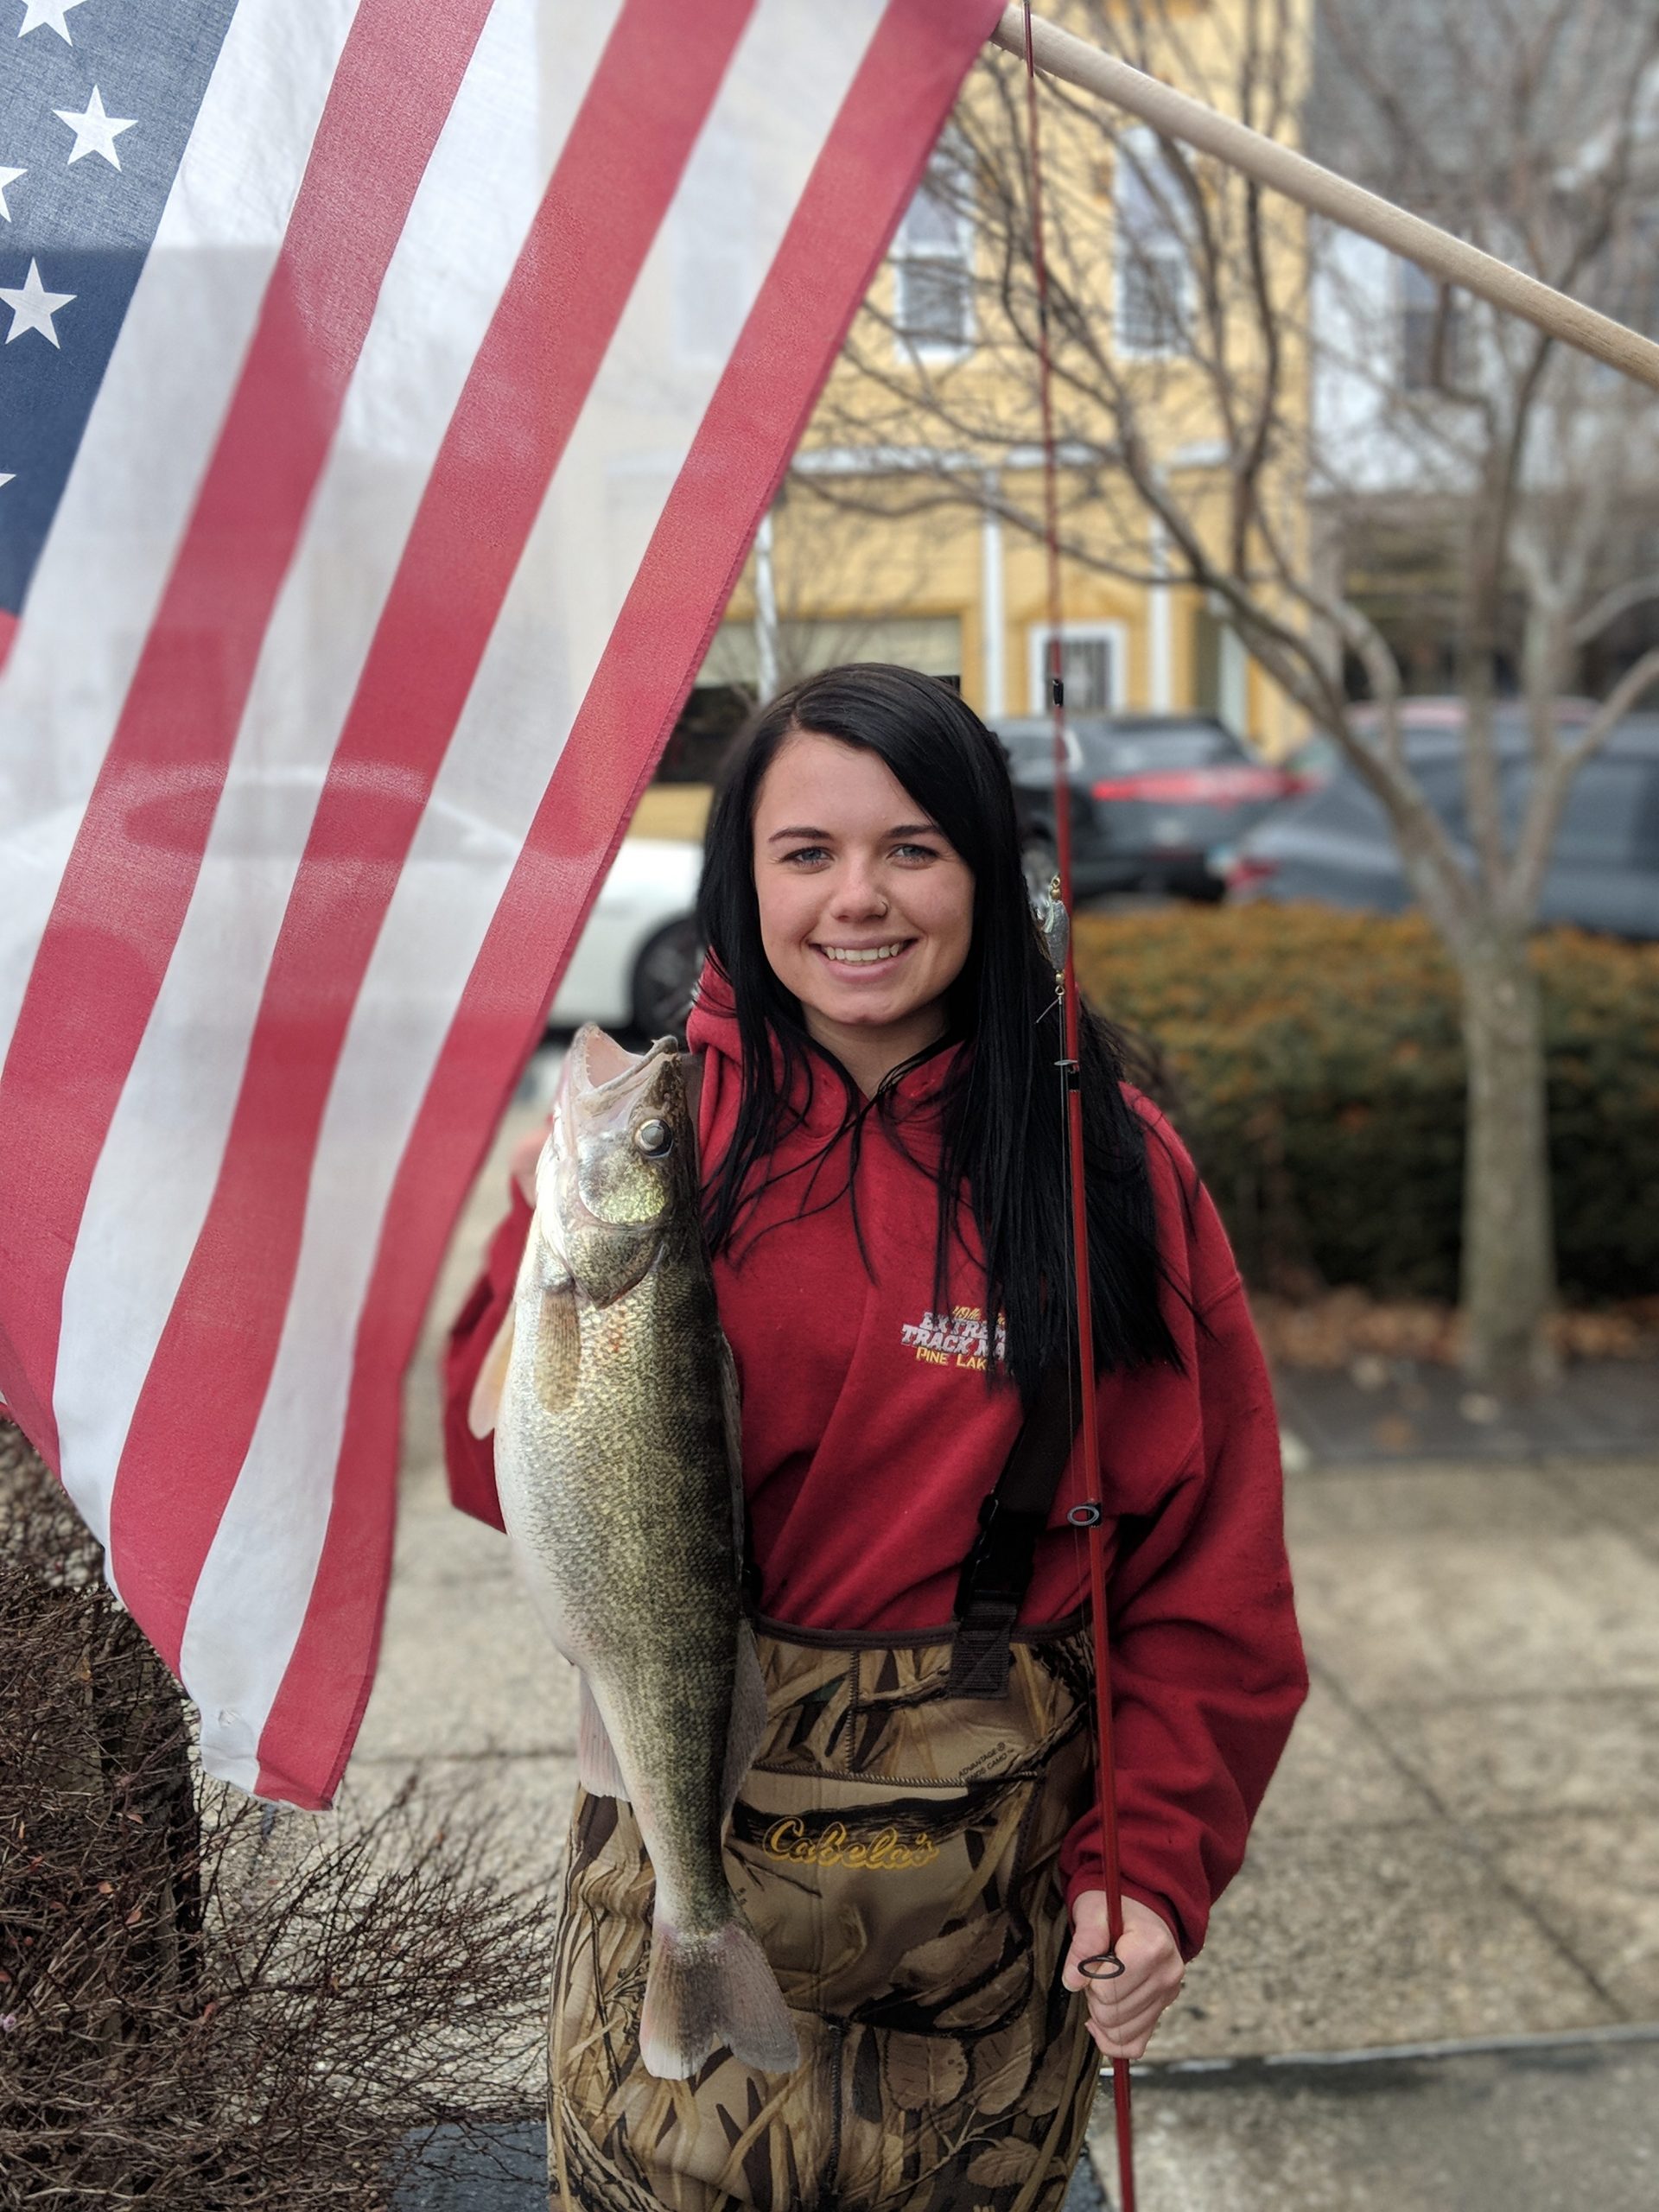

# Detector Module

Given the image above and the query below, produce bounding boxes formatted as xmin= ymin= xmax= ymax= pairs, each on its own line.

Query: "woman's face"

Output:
xmin=751 ymin=730 xmax=975 ymax=1055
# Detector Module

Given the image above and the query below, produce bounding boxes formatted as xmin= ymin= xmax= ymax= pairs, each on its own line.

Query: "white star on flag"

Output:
xmin=0 ymin=166 xmax=23 ymax=219
xmin=54 ymin=86 xmax=136 ymax=169
xmin=0 ymin=258 xmax=73 ymax=345
xmin=16 ymin=0 xmax=87 ymax=41
xmin=0 ymin=473 xmax=14 ymax=489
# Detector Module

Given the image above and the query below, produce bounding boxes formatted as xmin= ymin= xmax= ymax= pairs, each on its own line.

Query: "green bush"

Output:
xmin=1073 ymin=903 xmax=1659 ymax=1302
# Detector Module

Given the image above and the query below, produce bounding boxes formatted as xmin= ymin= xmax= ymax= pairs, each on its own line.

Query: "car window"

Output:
xmin=1549 ymin=760 xmax=1650 ymax=869
xmin=1295 ymin=757 xmax=1467 ymax=842
xmin=1414 ymin=760 xmax=1468 ymax=841
xmin=998 ymin=728 xmax=1053 ymax=771
xmin=1293 ymin=773 xmax=1388 ymax=836
xmin=1089 ymin=727 xmax=1241 ymax=772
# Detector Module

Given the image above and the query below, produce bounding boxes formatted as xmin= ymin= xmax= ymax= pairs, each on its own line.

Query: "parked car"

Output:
xmin=995 ymin=713 xmax=1300 ymax=901
xmin=1215 ymin=710 xmax=1659 ymax=938
xmin=549 ymin=836 xmax=703 ymax=1036
xmin=0 ymin=767 xmax=706 ymax=1046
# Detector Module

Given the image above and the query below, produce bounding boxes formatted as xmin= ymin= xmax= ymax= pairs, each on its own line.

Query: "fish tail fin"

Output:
xmin=639 ymin=1918 xmax=798 ymax=2081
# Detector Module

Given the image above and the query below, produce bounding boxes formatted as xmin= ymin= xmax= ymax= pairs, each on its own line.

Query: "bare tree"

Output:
xmin=1 ymin=1422 xmax=553 ymax=2207
xmin=805 ymin=0 xmax=1659 ymax=1393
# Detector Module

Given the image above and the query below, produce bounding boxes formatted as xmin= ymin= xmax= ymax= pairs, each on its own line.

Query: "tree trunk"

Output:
xmin=1456 ymin=930 xmax=1560 ymax=1394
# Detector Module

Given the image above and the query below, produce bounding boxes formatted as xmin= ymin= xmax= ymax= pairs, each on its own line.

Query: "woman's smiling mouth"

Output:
xmin=812 ymin=940 xmax=917 ymax=966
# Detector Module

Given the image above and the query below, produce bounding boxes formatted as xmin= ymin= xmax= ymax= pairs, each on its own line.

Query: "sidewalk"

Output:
xmin=371 ymin=1089 xmax=1659 ymax=2206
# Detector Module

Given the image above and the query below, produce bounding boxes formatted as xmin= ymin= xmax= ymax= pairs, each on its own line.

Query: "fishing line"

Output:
xmin=1019 ymin=5 xmax=1139 ymax=2203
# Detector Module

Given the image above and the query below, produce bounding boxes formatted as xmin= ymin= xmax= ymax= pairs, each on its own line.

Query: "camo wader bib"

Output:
xmin=545 ymin=1384 xmax=1103 ymax=2212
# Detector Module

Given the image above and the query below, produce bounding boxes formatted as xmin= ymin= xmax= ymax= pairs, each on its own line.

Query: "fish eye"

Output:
xmin=634 ymin=1117 xmax=672 ymax=1158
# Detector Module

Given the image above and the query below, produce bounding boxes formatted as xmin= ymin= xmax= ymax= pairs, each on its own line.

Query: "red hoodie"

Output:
xmin=442 ymin=976 xmax=1307 ymax=1960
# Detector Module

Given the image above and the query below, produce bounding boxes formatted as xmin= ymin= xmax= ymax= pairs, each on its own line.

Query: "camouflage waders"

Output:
xmin=545 ymin=1611 xmax=1100 ymax=2212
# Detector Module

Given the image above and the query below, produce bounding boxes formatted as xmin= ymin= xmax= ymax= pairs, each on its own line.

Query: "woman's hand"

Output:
xmin=1062 ymin=1891 xmax=1184 ymax=2060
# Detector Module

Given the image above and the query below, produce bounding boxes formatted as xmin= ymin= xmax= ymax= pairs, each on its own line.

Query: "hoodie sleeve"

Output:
xmin=441 ymin=1179 xmax=532 ymax=1535
xmin=1057 ymin=1141 xmax=1308 ymax=1960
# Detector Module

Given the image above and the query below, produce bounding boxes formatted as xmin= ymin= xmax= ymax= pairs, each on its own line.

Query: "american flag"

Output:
xmin=0 ymin=0 xmax=999 ymax=1806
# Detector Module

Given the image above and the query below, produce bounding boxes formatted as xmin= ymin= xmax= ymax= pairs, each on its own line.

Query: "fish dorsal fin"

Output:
xmin=467 ymin=1306 xmax=516 ymax=1439
xmin=534 ymin=1276 xmax=582 ymax=1412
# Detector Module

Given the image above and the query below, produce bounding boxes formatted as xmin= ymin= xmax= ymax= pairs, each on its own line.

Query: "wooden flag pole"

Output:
xmin=990 ymin=5 xmax=1659 ymax=396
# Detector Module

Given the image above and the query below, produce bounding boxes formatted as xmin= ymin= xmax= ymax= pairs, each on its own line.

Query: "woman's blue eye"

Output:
xmin=779 ymin=841 xmax=938 ymax=865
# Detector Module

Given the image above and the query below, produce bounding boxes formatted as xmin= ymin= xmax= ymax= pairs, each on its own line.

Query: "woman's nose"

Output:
xmin=828 ymin=863 xmax=888 ymax=917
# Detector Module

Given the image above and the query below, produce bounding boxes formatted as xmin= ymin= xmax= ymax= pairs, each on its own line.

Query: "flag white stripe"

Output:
xmin=180 ymin=0 xmax=891 ymax=1787
xmin=0 ymin=0 xmax=361 ymax=1071
xmin=54 ymin=0 xmax=616 ymax=1593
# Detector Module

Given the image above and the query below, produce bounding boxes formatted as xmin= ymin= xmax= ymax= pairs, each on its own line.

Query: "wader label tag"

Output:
xmin=762 ymin=1817 xmax=939 ymax=1871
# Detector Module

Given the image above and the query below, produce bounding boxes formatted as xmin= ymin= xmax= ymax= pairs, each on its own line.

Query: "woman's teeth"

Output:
xmin=817 ymin=942 xmax=909 ymax=963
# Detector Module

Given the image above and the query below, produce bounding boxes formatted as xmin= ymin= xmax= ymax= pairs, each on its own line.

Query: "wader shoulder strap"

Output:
xmin=947 ymin=1362 xmax=1081 ymax=1698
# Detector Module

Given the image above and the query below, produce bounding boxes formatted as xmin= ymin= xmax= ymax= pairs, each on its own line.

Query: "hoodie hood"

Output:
xmin=685 ymin=953 xmax=962 ymax=1138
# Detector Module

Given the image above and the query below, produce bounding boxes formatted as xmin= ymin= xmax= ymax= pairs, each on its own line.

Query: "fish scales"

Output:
xmin=472 ymin=1024 xmax=797 ymax=2080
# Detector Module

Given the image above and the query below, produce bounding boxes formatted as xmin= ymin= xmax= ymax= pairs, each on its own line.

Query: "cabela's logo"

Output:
xmin=900 ymin=1304 xmax=1007 ymax=1373
xmin=762 ymin=1817 xmax=940 ymax=1871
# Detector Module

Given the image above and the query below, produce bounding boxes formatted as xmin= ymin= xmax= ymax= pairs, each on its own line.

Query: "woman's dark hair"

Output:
xmin=696 ymin=663 xmax=1191 ymax=1404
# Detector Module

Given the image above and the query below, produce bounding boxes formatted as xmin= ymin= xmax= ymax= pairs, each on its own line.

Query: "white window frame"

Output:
xmin=1026 ymin=621 xmax=1128 ymax=716
xmin=1113 ymin=125 xmax=1192 ymax=359
xmin=892 ymin=138 xmax=976 ymax=363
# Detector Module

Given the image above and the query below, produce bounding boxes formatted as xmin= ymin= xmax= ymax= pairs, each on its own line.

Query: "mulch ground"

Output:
xmin=1249 ymin=1288 xmax=1659 ymax=1370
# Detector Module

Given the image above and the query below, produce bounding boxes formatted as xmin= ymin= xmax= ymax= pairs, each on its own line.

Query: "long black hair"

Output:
xmin=696 ymin=663 xmax=1191 ymax=1405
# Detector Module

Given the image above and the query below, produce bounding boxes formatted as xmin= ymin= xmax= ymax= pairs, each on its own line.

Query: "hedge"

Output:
xmin=1071 ymin=903 xmax=1659 ymax=1302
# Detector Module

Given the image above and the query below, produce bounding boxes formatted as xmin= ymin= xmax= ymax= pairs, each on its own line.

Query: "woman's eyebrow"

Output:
xmin=764 ymin=819 xmax=942 ymax=843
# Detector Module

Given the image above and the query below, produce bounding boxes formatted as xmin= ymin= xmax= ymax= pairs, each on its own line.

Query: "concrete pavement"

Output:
xmin=366 ymin=1078 xmax=1659 ymax=2205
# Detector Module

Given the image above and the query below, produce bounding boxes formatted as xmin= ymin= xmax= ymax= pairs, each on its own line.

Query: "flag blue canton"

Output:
xmin=0 ymin=0 xmax=238 ymax=621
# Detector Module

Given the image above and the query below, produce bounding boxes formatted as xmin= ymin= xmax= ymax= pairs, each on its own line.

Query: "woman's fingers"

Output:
xmin=1087 ymin=2010 xmax=1165 ymax=2061
xmin=1084 ymin=1981 xmax=1169 ymax=2044
xmin=1065 ymin=1890 xmax=1185 ymax=2058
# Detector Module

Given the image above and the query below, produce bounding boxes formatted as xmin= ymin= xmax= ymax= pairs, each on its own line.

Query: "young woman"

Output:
xmin=444 ymin=663 xmax=1307 ymax=2212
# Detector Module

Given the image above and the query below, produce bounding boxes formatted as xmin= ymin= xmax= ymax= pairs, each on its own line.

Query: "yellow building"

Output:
xmin=695 ymin=0 xmax=1313 ymax=760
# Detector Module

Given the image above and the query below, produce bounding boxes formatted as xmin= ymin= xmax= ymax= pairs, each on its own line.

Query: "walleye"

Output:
xmin=468 ymin=1025 xmax=798 ymax=2082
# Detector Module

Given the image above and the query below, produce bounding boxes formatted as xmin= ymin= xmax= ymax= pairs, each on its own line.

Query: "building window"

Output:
xmin=1027 ymin=623 xmax=1126 ymax=715
xmin=1115 ymin=127 xmax=1191 ymax=356
xmin=893 ymin=141 xmax=974 ymax=355
xmin=1398 ymin=257 xmax=1465 ymax=390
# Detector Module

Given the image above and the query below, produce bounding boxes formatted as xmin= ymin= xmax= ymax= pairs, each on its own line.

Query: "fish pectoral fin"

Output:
xmin=467 ymin=1306 xmax=516 ymax=1440
xmin=576 ymin=1676 xmax=629 ymax=1800
xmin=721 ymin=1623 xmax=770 ymax=1821
xmin=533 ymin=1276 xmax=582 ymax=1411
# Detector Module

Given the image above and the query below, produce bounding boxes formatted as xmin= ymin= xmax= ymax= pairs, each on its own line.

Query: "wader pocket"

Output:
xmin=728 ymin=1767 xmax=1040 ymax=2031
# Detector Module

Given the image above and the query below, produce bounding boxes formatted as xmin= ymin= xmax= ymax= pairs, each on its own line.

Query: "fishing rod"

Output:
xmin=1017 ymin=7 xmax=1138 ymax=2206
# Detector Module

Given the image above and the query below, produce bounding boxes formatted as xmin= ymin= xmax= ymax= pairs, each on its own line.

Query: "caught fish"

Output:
xmin=468 ymin=1024 xmax=798 ymax=2082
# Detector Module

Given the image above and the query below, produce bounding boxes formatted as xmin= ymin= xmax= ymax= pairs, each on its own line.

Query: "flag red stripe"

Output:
xmin=0 ymin=610 xmax=16 ymax=677
xmin=0 ymin=0 xmax=495 ymax=1467
xmin=254 ymin=0 xmax=1005 ymax=1805
xmin=107 ymin=0 xmax=758 ymax=1669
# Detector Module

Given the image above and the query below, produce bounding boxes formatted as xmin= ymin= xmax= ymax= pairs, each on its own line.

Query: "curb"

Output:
xmin=394 ymin=2119 xmax=1113 ymax=2209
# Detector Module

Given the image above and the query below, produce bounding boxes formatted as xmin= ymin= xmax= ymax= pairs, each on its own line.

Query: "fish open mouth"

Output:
xmin=571 ymin=1024 xmax=652 ymax=1095
xmin=554 ymin=1025 xmax=690 ymax=1183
